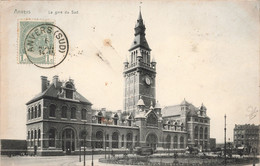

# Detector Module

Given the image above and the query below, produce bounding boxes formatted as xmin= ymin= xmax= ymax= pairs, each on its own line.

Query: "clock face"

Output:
xmin=145 ymin=77 xmax=151 ymax=85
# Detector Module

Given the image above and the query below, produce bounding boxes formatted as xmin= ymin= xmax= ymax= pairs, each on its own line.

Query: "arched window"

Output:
xmin=71 ymin=107 xmax=76 ymax=119
xmin=38 ymin=129 xmax=41 ymax=147
xmin=65 ymin=84 xmax=73 ymax=99
xmin=97 ymin=111 xmax=103 ymax=124
xmin=31 ymin=107 xmax=34 ymax=119
xmin=34 ymin=130 xmax=37 ymax=140
xmin=34 ymin=106 xmax=37 ymax=118
xmin=121 ymin=135 xmax=124 ymax=147
xmin=30 ymin=130 xmax=33 ymax=147
xmin=113 ymin=113 xmax=119 ymax=125
xmin=28 ymin=131 xmax=30 ymax=140
xmin=174 ymin=122 xmax=177 ymax=131
xmin=112 ymin=132 xmax=119 ymax=148
xmin=180 ymin=136 xmax=184 ymax=148
xmin=195 ymin=126 xmax=198 ymax=139
xmin=167 ymin=121 xmax=171 ymax=130
xmin=38 ymin=105 xmax=41 ymax=117
xmin=95 ymin=131 xmax=103 ymax=148
xmin=105 ymin=134 xmax=109 ymax=148
xmin=49 ymin=128 xmax=56 ymax=147
xmin=81 ymin=109 xmax=87 ymax=120
xmin=80 ymin=130 xmax=87 ymax=147
xmin=49 ymin=104 xmax=56 ymax=117
xmin=126 ymin=133 xmax=133 ymax=148
xmin=61 ymin=106 xmax=67 ymax=118
xmin=173 ymin=136 xmax=178 ymax=149
xmin=166 ymin=135 xmax=171 ymax=149
xmin=200 ymin=127 xmax=203 ymax=139
xmin=204 ymin=128 xmax=208 ymax=139
xmin=181 ymin=123 xmax=184 ymax=131
xmin=128 ymin=115 xmax=133 ymax=126
xmin=28 ymin=108 xmax=30 ymax=120
xmin=147 ymin=113 xmax=158 ymax=127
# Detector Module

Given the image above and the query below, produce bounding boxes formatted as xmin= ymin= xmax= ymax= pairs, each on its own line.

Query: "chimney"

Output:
xmin=53 ymin=75 xmax=59 ymax=88
xmin=41 ymin=76 xmax=48 ymax=92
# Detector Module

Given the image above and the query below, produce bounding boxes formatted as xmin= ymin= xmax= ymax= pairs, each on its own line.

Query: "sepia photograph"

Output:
xmin=0 ymin=0 xmax=259 ymax=165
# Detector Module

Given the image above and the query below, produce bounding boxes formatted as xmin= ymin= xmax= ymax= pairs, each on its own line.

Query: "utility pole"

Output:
xmin=105 ymin=122 xmax=107 ymax=159
xmin=91 ymin=145 xmax=94 ymax=166
xmin=84 ymin=121 xmax=86 ymax=166
xmin=79 ymin=144 xmax=81 ymax=162
xmin=224 ymin=114 xmax=227 ymax=166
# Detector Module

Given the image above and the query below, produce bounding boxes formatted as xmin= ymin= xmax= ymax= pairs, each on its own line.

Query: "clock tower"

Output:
xmin=123 ymin=9 xmax=156 ymax=116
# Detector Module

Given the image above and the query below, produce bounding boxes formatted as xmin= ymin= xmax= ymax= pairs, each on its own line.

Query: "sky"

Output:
xmin=1 ymin=0 xmax=259 ymax=143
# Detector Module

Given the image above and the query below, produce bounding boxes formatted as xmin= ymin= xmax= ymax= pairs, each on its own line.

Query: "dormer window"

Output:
xmin=65 ymin=84 xmax=73 ymax=99
xmin=113 ymin=113 xmax=119 ymax=125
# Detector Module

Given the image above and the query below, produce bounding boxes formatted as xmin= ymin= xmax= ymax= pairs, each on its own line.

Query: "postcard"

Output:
xmin=0 ymin=1 xmax=259 ymax=166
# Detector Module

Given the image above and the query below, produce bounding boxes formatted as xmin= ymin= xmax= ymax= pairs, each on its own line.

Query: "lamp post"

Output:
xmin=105 ymin=121 xmax=107 ymax=159
xmin=83 ymin=121 xmax=86 ymax=166
xmin=91 ymin=145 xmax=94 ymax=166
xmin=79 ymin=145 xmax=81 ymax=162
xmin=224 ymin=114 xmax=226 ymax=166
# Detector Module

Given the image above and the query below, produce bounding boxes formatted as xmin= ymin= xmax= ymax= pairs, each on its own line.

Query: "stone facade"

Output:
xmin=233 ymin=124 xmax=260 ymax=153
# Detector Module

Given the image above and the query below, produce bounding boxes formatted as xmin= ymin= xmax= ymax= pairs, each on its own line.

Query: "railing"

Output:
xmin=124 ymin=62 xmax=155 ymax=72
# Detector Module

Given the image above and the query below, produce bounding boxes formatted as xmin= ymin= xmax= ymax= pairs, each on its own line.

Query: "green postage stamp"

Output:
xmin=18 ymin=20 xmax=69 ymax=68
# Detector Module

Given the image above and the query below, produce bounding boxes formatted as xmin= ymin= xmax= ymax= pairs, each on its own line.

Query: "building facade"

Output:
xmin=26 ymin=10 xmax=210 ymax=156
xmin=233 ymin=124 xmax=260 ymax=153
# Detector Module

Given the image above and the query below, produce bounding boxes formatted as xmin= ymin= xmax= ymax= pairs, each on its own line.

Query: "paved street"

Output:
xmin=1 ymin=154 xmax=259 ymax=166
xmin=0 ymin=155 xmax=114 ymax=166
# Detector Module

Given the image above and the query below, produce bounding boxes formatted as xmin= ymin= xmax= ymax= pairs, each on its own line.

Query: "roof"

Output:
xmin=129 ymin=34 xmax=150 ymax=51
xmin=162 ymin=105 xmax=181 ymax=117
xmin=26 ymin=83 xmax=92 ymax=105
xmin=129 ymin=10 xmax=151 ymax=51
xmin=137 ymin=98 xmax=145 ymax=106
xmin=154 ymin=101 xmax=161 ymax=109
xmin=162 ymin=100 xmax=201 ymax=117
xmin=180 ymin=99 xmax=189 ymax=106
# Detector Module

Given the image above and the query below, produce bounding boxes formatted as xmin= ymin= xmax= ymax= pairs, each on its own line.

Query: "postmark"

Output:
xmin=18 ymin=20 xmax=69 ymax=68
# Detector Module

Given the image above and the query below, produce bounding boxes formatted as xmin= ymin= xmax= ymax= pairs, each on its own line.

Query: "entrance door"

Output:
xmin=66 ymin=141 xmax=71 ymax=155
xmin=62 ymin=128 xmax=75 ymax=155
xmin=146 ymin=133 xmax=158 ymax=150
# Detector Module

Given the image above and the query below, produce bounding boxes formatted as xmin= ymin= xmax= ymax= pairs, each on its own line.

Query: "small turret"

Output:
xmin=154 ymin=100 xmax=162 ymax=115
xmin=151 ymin=56 xmax=156 ymax=69
xmin=137 ymin=96 xmax=145 ymax=112
xmin=123 ymin=55 xmax=129 ymax=68
xmin=149 ymin=101 xmax=154 ymax=110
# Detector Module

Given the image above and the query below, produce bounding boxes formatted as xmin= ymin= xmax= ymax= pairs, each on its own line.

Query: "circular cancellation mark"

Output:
xmin=24 ymin=23 xmax=69 ymax=69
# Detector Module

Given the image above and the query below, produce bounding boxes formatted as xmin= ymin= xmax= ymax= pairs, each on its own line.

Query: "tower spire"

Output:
xmin=139 ymin=2 xmax=142 ymax=21
xmin=129 ymin=7 xmax=150 ymax=51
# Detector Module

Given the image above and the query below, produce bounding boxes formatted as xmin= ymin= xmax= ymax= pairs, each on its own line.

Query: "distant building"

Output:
xmin=233 ymin=124 xmax=260 ymax=153
xmin=26 ymin=10 xmax=210 ymax=156
xmin=209 ymin=138 xmax=216 ymax=150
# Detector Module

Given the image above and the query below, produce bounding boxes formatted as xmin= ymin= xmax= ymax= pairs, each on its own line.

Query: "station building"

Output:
xmin=26 ymin=10 xmax=210 ymax=156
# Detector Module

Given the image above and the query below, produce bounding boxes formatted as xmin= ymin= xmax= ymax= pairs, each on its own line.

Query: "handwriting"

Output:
xmin=247 ymin=106 xmax=258 ymax=121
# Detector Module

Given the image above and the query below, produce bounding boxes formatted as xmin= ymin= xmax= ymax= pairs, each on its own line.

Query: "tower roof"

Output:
xmin=129 ymin=9 xmax=151 ymax=51
xmin=180 ymin=98 xmax=189 ymax=106
xmin=154 ymin=101 xmax=161 ymax=109
xmin=137 ymin=97 xmax=145 ymax=106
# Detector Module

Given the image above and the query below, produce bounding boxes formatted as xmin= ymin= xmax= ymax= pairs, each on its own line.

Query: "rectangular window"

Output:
xmin=81 ymin=109 xmax=87 ymax=120
xmin=121 ymin=135 xmax=124 ymax=147
xmin=71 ymin=108 xmax=76 ymax=119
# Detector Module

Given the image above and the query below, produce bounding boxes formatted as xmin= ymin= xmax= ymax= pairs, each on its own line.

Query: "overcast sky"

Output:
xmin=1 ymin=0 xmax=259 ymax=143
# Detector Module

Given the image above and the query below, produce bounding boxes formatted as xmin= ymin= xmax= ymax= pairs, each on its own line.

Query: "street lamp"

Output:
xmin=91 ymin=145 xmax=94 ymax=166
xmin=83 ymin=121 xmax=86 ymax=166
xmin=224 ymin=114 xmax=227 ymax=166
xmin=105 ymin=121 xmax=107 ymax=159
